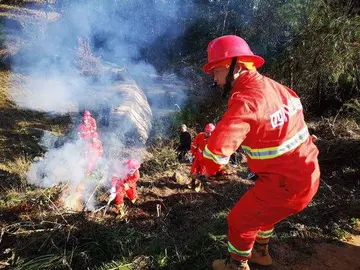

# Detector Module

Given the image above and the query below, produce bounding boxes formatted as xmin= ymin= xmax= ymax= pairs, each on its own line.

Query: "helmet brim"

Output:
xmin=203 ymin=55 xmax=265 ymax=74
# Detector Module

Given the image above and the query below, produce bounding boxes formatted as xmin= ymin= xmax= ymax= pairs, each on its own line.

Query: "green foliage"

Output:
xmin=141 ymin=138 xmax=179 ymax=175
xmin=14 ymin=254 xmax=65 ymax=270
xmin=13 ymin=224 xmax=145 ymax=270
xmin=172 ymin=107 xmax=200 ymax=130
xmin=96 ymin=259 xmax=132 ymax=270
xmin=332 ymin=224 xmax=347 ymax=239
xmin=270 ymin=0 xmax=360 ymax=115
xmin=343 ymin=99 xmax=360 ymax=123
xmin=344 ymin=99 xmax=360 ymax=113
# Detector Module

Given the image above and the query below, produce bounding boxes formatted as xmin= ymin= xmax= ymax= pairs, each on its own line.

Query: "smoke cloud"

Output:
xmin=7 ymin=0 xmax=190 ymax=211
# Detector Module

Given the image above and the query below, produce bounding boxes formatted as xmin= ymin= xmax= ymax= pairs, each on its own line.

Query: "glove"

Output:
xmin=124 ymin=183 xmax=130 ymax=190
xmin=189 ymin=155 xmax=194 ymax=163
xmin=109 ymin=187 xmax=116 ymax=201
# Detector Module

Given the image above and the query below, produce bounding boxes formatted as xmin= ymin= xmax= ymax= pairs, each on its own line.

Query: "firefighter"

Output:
xmin=78 ymin=110 xmax=97 ymax=140
xmin=83 ymin=110 xmax=97 ymax=131
xmin=73 ymin=132 xmax=103 ymax=211
xmin=85 ymin=132 xmax=103 ymax=174
xmin=190 ymin=123 xmax=215 ymax=176
xmin=109 ymin=158 xmax=140 ymax=217
xmin=201 ymin=35 xmax=320 ymax=270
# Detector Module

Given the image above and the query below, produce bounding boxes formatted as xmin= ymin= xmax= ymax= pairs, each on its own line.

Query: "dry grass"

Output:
xmin=0 ymin=155 xmax=31 ymax=179
xmin=0 ymin=70 xmax=13 ymax=108
xmin=308 ymin=117 xmax=360 ymax=140
xmin=141 ymin=138 xmax=180 ymax=176
xmin=0 ymin=4 xmax=60 ymax=21
xmin=0 ymin=70 xmax=72 ymax=192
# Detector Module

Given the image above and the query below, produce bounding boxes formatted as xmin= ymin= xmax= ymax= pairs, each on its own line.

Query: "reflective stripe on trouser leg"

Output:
xmin=228 ymin=241 xmax=252 ymax=259
xmin=227 ymin=191 xmax=261 ymax=261
xmin=256 ymin=228 xmax=274 ymax=239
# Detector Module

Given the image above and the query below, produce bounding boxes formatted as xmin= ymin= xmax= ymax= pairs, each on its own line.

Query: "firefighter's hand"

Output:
xmin=124 ymin=183 xmax=130 ymax=190
xmin=189 ymin=155 xmax=194 ymax=163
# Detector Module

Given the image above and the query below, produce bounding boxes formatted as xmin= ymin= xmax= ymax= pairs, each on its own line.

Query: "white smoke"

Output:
xmin=7 ymin=0 xmax=190 ymax=211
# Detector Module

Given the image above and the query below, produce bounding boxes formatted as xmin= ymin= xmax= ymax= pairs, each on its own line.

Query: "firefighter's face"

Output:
xmin=205 ymin=131 xmax=211 ymax=137
xmin=213 ymin=67 xmax=228 ymax=87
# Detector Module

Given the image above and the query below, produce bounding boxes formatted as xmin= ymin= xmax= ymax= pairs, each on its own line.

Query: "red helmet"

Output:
xmin=83 ymin=110 xmax=91 ymax=116
xmin=203 ymin=35 xmax=265 ymax=74
xmin=204 ymin=123 xmax=215 ymax=132
xmin=125 ymin=158 xmax=140 ymax=170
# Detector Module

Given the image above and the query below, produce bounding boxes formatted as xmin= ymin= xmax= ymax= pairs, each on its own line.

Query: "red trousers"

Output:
xmin=114 ymin=184 xmax=137 ymax=205
xmin=190 ymin=152 xmax=206 ymax=175
xmin=227 ymin=175 xmax=320 ymax=261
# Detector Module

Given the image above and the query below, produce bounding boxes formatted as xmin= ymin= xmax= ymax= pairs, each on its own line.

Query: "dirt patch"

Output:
xmin=271 ymin=239 xmax=360 ymax=270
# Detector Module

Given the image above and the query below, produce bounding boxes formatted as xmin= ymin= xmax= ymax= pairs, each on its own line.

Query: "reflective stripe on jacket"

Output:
xmin=191 ymin=132 xmax=209 ymax=157
xmin=203 ymin=71 xmax=319 ymax=181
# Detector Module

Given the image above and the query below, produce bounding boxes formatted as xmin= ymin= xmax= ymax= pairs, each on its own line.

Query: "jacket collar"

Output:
xmin=231 ymin=71 xmax=262 ymax=94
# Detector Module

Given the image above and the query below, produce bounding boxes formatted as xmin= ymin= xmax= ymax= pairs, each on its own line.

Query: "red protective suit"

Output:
xmin=111 ymin=170 xmax=139 ymax=206
xmin=85 ymin=137 xmax=103 ymax=173
xmin=203 ymin=71 xmax=320 ymax=261
xmin=78 ymin=116 xmax=97 ymax=140
xmin=84 ymin=115 xmax=97 ymax=131
xmin=190 ymin=132 xmax=209 ymax=175
xmin=78 ymin=124 xmax=95 ymax=140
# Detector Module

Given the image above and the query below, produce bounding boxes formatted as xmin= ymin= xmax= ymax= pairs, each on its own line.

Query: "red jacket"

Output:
xmin=203 ymin=71 xmax=320 ymax=185
xmin=111 ymin=170 xmax=140 ymax=188
xmin=86 ymin=116 xmax=97 ymax=131
xmin=191 ymin=132 xmax=209 ymax=156
xmin=78 ymin=124 xmax=95 ymax=140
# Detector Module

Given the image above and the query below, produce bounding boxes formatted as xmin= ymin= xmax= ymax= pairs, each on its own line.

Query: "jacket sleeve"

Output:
xmin=203 ymin=98 xmax=255 ymax=175
xmin=125 ymin=170 xmax=140 ymax=185
xmin=91 ymin=118 xmax=97 ymax=131
xmin=190 ymin=134 xmax=199 ymax=155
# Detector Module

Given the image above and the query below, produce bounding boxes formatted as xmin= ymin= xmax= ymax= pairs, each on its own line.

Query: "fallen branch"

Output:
xmin=0 ymin=227 xmax=4 ymax=245
xmin=320 ymin=178 xmax=341 ymax=199
xmin=5 ymin=228 xmax=58 ymax=235
xmin=82 ymin=173 xmax=107 ymax=212
xmin=93 ymin=205 xmax=107 ymax=213
xmin=40 ymin=190 xmax=68 ymax=224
